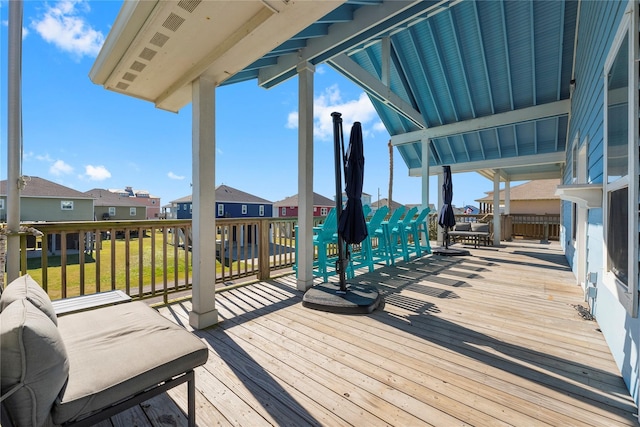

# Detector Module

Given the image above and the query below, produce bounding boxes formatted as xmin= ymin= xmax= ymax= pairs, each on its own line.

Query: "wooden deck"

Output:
xmin=107 ymin=241 xmax=638 ymax=426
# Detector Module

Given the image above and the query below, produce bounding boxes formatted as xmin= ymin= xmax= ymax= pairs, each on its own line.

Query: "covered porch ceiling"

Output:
xmin=91 ymin=0 xmax=578 ymax=182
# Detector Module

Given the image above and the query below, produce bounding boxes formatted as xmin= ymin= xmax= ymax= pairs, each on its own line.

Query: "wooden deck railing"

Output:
xmin=9 ymin=218 xmax=299 ymax=303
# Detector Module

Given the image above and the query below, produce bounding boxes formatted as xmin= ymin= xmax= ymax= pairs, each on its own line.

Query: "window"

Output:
xmin=281 ymin=207 xmax=286 ymax=216
xmin=61 ymin=201 xmax=74 ymax=210
xmin=242 ymin=205 xmax=248 ymax=215
xmin=259 ymin=205 xmax=264 ymax=216
xmin=109 ymin=207 xmax=116 ymax=216
xmin=218 ymin=204 xmax=224 ymax=217
xmin=130 ymin=207 xmax=137 ymax=216
xmin=320 ymin=207 xmax=328 ymax=216
xmin=189 ymin=204 xmax=192 ymax=214
xmin=0 ymin=199 xmax=4 ymax=210
xmin=603 ymin=3 xmax=639 ymax=317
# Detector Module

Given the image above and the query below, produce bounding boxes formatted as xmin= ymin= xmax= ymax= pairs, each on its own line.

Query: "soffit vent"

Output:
xmin=130 ymin=61 xmax=146 ymax=72
xmin=178 ymin=0 xmax=201 ymax=13
xmin=122 ymin=72 xmax=137 ymax=82
xmin=162 ymin=13 xmax=185 ymax=32
xmin=116 ymin=82 xmax=130 ymax=90
xmin=150 ymin=32 xmax=170 ymax=48
xmin=139 ymin=47 xmax=157 ymax=61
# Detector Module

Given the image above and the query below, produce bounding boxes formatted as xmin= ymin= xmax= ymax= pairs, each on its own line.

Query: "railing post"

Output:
xmin=258 ymin=219 xmax=271 ymax=281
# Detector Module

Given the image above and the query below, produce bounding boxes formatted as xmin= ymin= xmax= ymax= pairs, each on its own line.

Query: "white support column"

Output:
xmin=421 ymin=139 xmax=430 ymax=245
xmin=493 ymin=171 xmax=501 ymax=246
xmin=437 ymin=171 xmax=444 ymax=245
xmin=189 ymin=76 xmax=219 ymax=329
xmin=504 ymin=180 xmax=511 ymax=215
xmin=296 ymin=62 xmax=315 ymax=291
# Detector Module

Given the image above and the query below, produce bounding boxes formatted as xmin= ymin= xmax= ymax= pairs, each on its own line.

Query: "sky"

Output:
xmin=0 ymin=0 xmax=502 ymax=209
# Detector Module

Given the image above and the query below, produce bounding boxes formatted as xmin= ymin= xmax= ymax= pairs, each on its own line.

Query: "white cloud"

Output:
xmin=84 ymin=165 xmax=111 ymax=181
xmin=286 ymin=84 xmax=381 ymax=141
xmin=168 ymin=172 xmax=185 ymax=180
xmin=31 ymin=0 xmax=104 ymax=59
xmin=50 ymin=159 xmax=73 ymax=176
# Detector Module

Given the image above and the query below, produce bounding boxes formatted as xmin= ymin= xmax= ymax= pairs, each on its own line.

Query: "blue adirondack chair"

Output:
xmin=410 ymin=207 xmax=431 ymax=255
xmin=388 ymin=206 xmax=418 ymax=262
xmin=294 ymin=208 xmax=338 ymax=281
xmin=350 ymin=205 xmax=389 ymax=272
xmin=377 ymin=206 xmax=406 ymax=266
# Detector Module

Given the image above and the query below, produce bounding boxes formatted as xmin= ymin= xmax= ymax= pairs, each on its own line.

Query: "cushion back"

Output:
xmin=0 ymin=274 xmax=57 ymax=326
xmin=1 ymin=299 xmax=69 ymax=427
xmin=471 ymin=223 xmax=489 ymax=232
xmin=454 ymin=222 xmax=471 ymax=231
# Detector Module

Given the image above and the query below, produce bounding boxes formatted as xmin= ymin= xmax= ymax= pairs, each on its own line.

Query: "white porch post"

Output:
xmin=437 ymin=171 xmax=444 ymax=245
xmin=6 ymin=0 xmax=23 ymax=284
xmin=296 ymin=62 xmax=315 ymax=291
xmin=504 ymin=179 xmax=511 ymax=215
xmin=421 ymin=139 xmax=430 ymax=245
xmin=189 ymin=76 xmax=219 ymax=329
xmin=493 ymin=171 xmax=501 ymax=245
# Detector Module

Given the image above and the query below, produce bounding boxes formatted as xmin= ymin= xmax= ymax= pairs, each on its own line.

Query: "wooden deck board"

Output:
xmin=111 ymin=241 xmax=637 ymax=426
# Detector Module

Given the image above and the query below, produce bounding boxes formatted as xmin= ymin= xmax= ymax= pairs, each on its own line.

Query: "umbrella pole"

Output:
xmin=331 ymin=112 xmax=348 ymax=293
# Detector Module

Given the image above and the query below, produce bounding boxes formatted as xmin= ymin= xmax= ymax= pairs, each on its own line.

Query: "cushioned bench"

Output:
xmin=448 ymin=222 xmax=491 ymax=248
xmin=0 ymin=275 xmax=208 ymax=427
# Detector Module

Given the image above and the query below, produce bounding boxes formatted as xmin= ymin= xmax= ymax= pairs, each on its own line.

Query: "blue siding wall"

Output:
xmin=175 ymin=202 xmax=272 ymax=219
xmin=565 ymin=0 xmax=639 ymax=407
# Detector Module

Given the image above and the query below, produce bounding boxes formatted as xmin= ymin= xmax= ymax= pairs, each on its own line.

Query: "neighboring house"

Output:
xmin=84 ymin=188 xmax=148 ymax=221
xmin=476 ymin=179 xmax=561 ymax=215
xmin=161 ymin=203 xmax=177 ymax=219
xmin=0 ymin=176 xmax=94 ymax=222
xmin=173 ymin=185 xmax=273 ymax=219
xmin=274 ymin=192 xmax=334 ymax=218
xmin=370 ymin=198 xmax=404 ymax=213
xmin=108 ymin=186 xmax=161 ymax=219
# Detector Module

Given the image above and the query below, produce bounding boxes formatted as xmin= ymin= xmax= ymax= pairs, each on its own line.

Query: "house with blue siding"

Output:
xmin=556 ymin=0 xmax=640 ymax=407
xmin=172 ymin=185 xmax=272 ymax=220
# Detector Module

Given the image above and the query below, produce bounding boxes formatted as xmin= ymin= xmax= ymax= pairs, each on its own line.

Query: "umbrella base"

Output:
xmin=302 ymin=282 xmax=382 ymax=314
xmin=432 ymin=246 xmax=470 ymax=256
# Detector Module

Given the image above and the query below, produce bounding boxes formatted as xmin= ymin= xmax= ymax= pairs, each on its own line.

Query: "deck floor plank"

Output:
xmin=117 ymin=241 xmax=637 ymax=427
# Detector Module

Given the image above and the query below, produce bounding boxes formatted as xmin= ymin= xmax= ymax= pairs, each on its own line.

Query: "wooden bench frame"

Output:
xmin=448 ymin=231 xmax=491 ymax=248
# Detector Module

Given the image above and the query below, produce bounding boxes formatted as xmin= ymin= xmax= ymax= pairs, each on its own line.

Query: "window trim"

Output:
xmin=259 ymin=205 xmax=265 ymax=217
xmin=218 ymin=204 xmax=224 ymax=217
xmin=108 ymin=207 xmax=116 ymax=216
xmin=129 ymin=207 xmax=137 ymax=216
xmin=61 ymin=201 xmax=74 ymax=211
xmin=602 ymin=3 xmax=639 ymax=317
xmin=242 ymin=204 xmax=248 ymax=215
xmin=0 ymin=199 xmax=4 ymax=210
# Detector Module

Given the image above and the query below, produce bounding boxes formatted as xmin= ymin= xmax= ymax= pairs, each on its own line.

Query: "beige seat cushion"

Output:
xmin=0 ymin=299 xmax=69 ymax=427
xmin=0 ymin=274 xmax=57 ymax=325
xmin=52 ymin=301 xmax=208 ymax=425
xmin=471 ymin=223 xmax=489 ymax=233
xmin=454 ymin=222 xmax=471 ymax=231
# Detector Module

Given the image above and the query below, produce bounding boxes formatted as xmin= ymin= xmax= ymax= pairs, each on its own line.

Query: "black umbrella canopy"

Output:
xmin=438 ymin=166 xmax=456 ymax=248
xmin=338 ymin=122 xmax=368 ymax=245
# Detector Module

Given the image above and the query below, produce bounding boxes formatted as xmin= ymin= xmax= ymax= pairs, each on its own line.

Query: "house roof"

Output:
xmin=475 ymin=179 xmax=561 ymax=202
xmin=171 ymin=185 xmax=272 ymax=205
xmin=0 ymin=177 xmax=92 ymax=199
xmin=84 ymin=188 xmax=149 ymax=207
xmin=274 ymin=192 xmax=334 ymax=208
xmin=371 ymin=198 xmax=403 ymax=210
xmin=91 ymin=0 xmax=576 ymax=182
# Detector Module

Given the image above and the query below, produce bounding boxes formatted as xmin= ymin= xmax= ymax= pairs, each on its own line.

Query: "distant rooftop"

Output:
xmin=274 ymin=192 xmax=334 ymax=207
xmin=476 ymin=179 xmax=561 ymax=202
xmin=0 ymin=176 xmax=92 ymax=200
xmin=171 ymin=185 xmax=272 ymax=205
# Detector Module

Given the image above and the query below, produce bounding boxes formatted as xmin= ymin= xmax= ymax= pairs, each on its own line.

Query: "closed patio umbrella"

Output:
xmin=338 ymin=121 xmax=368 ymax=246
xmin=438 ymin=165 xmax=456 ymax=249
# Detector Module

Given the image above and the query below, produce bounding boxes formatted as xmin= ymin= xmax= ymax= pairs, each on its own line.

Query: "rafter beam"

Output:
xmin=391 ymin=99 xmax=570 ymax=146
xmin=329 ymin=53 xmax=427 ymax=128
xmin=407 ymin=151 xmax=565 ymax=176
xmin=258 ymin=0 xmax=443 ymax=88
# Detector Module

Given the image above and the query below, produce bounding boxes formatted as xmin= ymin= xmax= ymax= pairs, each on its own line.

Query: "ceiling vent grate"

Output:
xmin=130 ymin=61 xmax=146 ymax=72
xmin=122 ymin=72 xmax=137 ymax=82
xmin=139 ymin=48 xmax=157 ymax=61
xmin=162 ymin=13 xmax=185 ymax=32
xmin=116 ymin=82 xmax=130 ymax=90
xmin=178 ymin=0 xmax=201 ymax=13
xmin=149 ymin=32 xmax=170 ymax=48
